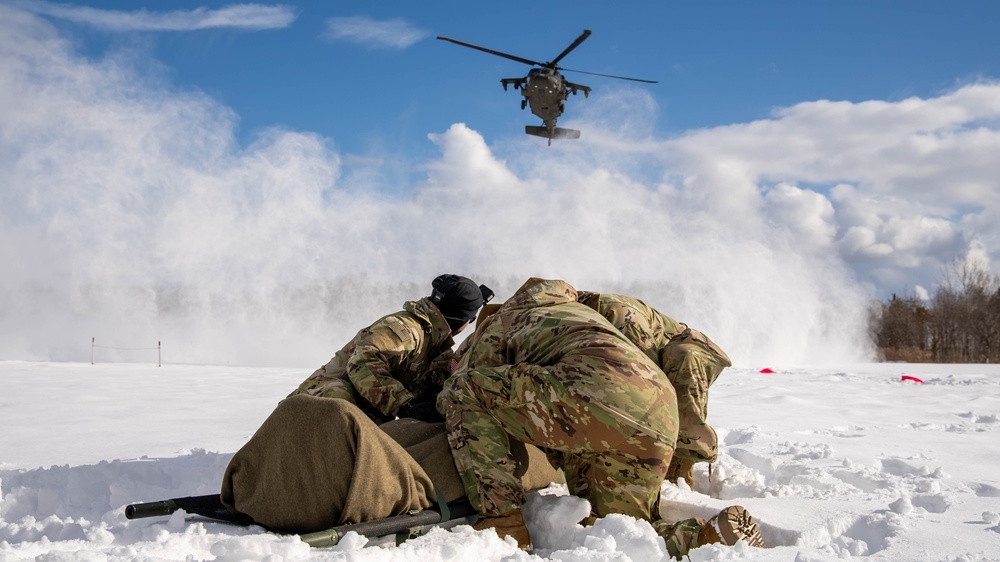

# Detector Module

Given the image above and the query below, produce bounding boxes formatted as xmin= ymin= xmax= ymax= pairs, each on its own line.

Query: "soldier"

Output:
xmin=438 ymin=278 xmax=764 ymax=557
xmin=576 ymin=291 xmax=731 ymax=485
xmin=290 ymin=274 xmax=492 ymax=424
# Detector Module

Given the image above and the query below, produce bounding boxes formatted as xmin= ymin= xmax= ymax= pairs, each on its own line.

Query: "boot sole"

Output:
xmin=714 ymin=505 xmax=766 ymax=548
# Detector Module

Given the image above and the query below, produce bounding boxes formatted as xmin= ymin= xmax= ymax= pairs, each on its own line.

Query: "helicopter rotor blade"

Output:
xmin=549 ymin=29 xmax=592 ymax=67
xmin=436 ymin=36 xmax=543 ymax=67
xmin=560 ymin=67 xmax=658 ymax=84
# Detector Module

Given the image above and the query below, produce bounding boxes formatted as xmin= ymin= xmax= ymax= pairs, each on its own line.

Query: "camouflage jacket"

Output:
xmin=577 ymin=291 xmax=731 ymax=463
xmin=453 ymin=278 xmax=678 ymax=444
xmin=297 ymin=297 xmax=456 ymax=418
xmin=578 ymin=291 xmax=731 ymax=368
xmin=576 ymin=292 xmax=687 ymax=364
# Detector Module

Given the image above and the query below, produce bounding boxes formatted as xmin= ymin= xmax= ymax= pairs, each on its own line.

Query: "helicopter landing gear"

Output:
xmin=521 ymin=99 xmax=527 ymax=110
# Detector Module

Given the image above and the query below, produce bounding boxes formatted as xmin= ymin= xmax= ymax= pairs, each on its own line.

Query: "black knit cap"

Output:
xmin=430 ymin=274 xmax=486 ymax=331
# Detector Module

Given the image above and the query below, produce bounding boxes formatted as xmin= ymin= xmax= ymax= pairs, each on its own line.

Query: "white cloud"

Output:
xmin=323 ymin=15 xmax=428 ymax=49
xmin=11 ymin=0 xmax=296 ymax=31
xmin=965 ymin=240 xmax=992 ymax=268
xmin=763 ymin=182 xmax=837 ymax=250
xmin=657 ymin=82 xmax=1000 ymax=298
xmin=666 ymin=85 xmax=1000 ymax=210
xmin=839 ymin=226 xmax=895 ymax=259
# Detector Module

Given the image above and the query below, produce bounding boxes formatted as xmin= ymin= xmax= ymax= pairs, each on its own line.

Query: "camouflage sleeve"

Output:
xmin=576 ymin=291 xmax=601 ymax=311
xmin=415 ymin=349 xmax=458 ymax=399
xmin=346 ymin=316 xmax=420 ymax=417
xmin=457 ymin=314 xmax=507 ymax=371
xmin=659 ymin=333 xmax=725 ymax=463
xmin=655 ymin=311 xmax=688 ymax=341
xmin=453 ymin=336 xmax=474 ymax=362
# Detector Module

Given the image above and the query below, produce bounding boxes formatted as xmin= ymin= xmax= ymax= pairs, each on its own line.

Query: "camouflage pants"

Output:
xmin=556 ymin=453 xmax=708 ymax=559
xmin=440 ymin=362 xmax=709 ymax=557
xmin=659 ymin=329 xmax=731 ymax=464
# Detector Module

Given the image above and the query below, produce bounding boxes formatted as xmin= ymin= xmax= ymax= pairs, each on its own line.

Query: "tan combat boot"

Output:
xmin=666 ymin=457 xmax=695 ymax=485
xmin=697 ymin=505 xmax=766 ymax=548
xmin=473 ymin=509 xmax=531 ymax=549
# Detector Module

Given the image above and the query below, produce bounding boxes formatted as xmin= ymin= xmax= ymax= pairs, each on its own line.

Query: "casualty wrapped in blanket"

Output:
xmin=221 ymin=394 xmax=562 ymax=533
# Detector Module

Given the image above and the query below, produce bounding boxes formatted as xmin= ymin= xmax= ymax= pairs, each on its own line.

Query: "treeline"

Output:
xmin=870 ymin=259 xmax=1000 ymax=363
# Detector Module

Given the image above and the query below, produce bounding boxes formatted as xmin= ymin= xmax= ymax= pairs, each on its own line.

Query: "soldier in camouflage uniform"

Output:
xmin=291 ymin=274 xmax=491 ymax=424
xmin=439 ymin=278 xmax=764 ymax=557
xmin=577 ymin=291 xmax=732 ymax=485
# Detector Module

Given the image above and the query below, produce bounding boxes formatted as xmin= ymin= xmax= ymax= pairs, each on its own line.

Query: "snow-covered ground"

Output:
xmin=2 ymin=360 xmax=998 ymax=561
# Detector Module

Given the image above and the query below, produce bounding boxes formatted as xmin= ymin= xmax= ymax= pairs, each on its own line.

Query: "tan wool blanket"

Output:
xmin=221 ymin=394 xmax=562 ymax=533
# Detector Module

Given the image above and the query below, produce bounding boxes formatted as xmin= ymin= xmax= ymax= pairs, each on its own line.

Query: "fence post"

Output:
xmin=91 ymin=337 xmax=95 ymax=365
xmin=158 ymin=341 xmax=162 ymax=367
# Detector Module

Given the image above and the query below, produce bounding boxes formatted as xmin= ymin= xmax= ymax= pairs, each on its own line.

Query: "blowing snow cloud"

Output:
xmin=2 ymin=6 xmax=998 ymax=367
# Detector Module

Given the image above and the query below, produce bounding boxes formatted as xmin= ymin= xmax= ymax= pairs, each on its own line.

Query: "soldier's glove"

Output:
xmin=397 ymin=398 xmax=444 ymax=423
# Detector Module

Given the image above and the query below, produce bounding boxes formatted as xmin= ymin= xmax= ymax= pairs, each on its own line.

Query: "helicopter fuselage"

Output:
xmin=522 ymin=68 xmax=567 ymax=123
xmin=437 ymin=29 xmax=651 ymax=143
xmin=502 ymin=68 xmax=591 ymax=133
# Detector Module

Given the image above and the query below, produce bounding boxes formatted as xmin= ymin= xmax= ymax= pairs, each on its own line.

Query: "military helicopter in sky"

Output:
xmin=437 ymin=29 xmax=657 ymax=145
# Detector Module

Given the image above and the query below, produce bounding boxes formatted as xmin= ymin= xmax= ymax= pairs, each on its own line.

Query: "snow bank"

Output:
xmin=3 ymin=361 xmax=1000 ymax=561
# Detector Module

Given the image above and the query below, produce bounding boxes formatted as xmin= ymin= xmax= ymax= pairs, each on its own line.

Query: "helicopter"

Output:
xmin=437 ymin=29 xmax=657 ymax=145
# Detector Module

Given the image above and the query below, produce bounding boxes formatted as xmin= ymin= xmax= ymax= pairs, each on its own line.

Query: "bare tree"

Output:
xmin=933 ymin=257 xmax=1000 ymax=362
xmin=875 ymin=294 xmax=932 ymax=362
xmin=872 ymin=256 xmax=1000 ymax=363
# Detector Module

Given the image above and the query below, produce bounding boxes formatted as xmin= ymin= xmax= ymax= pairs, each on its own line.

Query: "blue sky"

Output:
xmin=23 ymin=1 xmax=999 ymax=155
xmin=2 ymin=1 xmax=1000 ymax=364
